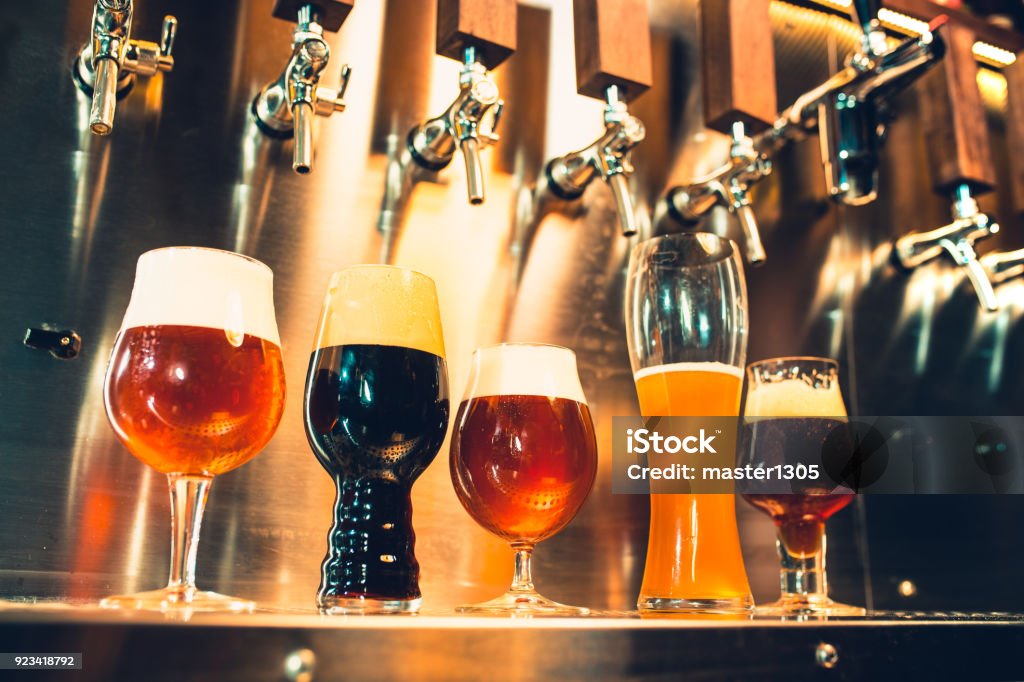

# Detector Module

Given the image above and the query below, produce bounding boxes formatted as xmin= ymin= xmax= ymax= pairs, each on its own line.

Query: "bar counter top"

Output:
xmin=1 ymin=605 xmax=1022 ymax=680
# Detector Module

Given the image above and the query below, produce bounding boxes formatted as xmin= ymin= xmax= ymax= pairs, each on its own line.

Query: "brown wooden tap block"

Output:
xmin=700 ymin=0 xmax=776 ymax=135
xmin=272 ymin=0 xmax=355 ymax=32
xmin=1004 ymin=55 xmax=1024 ymax=216
xmin=572 ymin=0 xmax=652 ymax=102
xmin=919 ymin=23 xmax=996 ymax=195
xmin=436 ymin=0 xmax=517 ymax=69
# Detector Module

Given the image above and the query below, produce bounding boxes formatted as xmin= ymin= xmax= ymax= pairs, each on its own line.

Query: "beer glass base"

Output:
xmin=755 ymin=596 xmax=866 ymax=617
xmin=637 ymin=594 xmax=755 ymax=615
xmin=99 ymin=587 xmax=255 ymax=613
xmin=319 ymin=595 xmax=421 ymax=615
xmin=456 ymin=590 xmax=590 ymax=616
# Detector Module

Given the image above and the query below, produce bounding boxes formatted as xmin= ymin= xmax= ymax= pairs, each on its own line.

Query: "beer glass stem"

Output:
xmin=166 ymin=474 xmax=213 ymax=592
xmin=777 ymin=525 xmax=828 ymax=601
xmin=509 ymin=543 xmax=536 ymax=593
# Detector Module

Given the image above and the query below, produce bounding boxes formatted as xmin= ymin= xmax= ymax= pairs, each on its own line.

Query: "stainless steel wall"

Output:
xmin=1 ymin=0 xmax=1022 ymax=613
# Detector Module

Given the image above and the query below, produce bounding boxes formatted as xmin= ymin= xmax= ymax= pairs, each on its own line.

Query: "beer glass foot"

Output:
xmin=99 ymin=587 xmax=255 ymax=613
xmin=755 ymin=596 xmax=865 ymax=617
xmin=637 ymin=594 xmax=754 ymax=615
xmin=456 ymin=590 xmax=590 ymax=616
xmin=319 ymin=595 xmax=421 ymax=615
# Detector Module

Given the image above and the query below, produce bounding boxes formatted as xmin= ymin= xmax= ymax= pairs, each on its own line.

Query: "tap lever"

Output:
xmin=74 ymin=0 xmax=178 ymax=135
xmin=436 ymin=0 xmax=517 ymax=69
xmin=545 ymin=85 xmax=646 ymax=236
xmin=407 ymin=45 xmax=504 ymax=204
xmin=253 ymin=2 xmax=355 ymax=173
xmin=572 ymin=0 xmax=652 ymax=101
xmin=893 ymin=185 xmax=1000 ymax=311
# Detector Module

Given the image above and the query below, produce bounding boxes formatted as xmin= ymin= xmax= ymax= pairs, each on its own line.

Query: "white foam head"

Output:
xmin=313 ymin=265 xmax=446 ymax=357
xmin=121 ymin=247 xmax=280 ymax=346
xmin=745 ymin=359 xmax=847 ymax=417
xmin=463 ymin=343 xmax=588 ymax=404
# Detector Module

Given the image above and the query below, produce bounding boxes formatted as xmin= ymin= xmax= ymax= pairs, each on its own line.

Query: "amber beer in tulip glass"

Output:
xmin=102 ymin=247 xmax=286 ymax=612
xmin=450 ymin=343 xmax=598 ymax=615
xmin=303 ymin=266 xmax=449 ymax=614
xmin=625 ymin=233 xmax=753 ymax=613
xmin=742 ymin=357 xmax=865 ymax=616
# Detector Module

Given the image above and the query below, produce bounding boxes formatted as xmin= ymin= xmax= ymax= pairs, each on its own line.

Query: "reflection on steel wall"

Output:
xmin=0 ymin=0 xmax=1022 ymax=613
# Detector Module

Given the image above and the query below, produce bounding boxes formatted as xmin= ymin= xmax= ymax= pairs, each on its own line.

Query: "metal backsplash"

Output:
xmin=1 ymin=0 xmax=1022 ymax=613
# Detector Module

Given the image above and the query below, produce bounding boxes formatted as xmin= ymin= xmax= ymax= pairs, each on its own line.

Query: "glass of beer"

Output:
xmin=102 ymin=247 xmax=286 ymax=612
xmin=741 ymin=357 xmax=865 ymax=616
xmin=450 ymin=343 xmax=598 ymax=615
xmin=625 ymin=232 xmax=753 ymax=613
xmin=303 ymin=265 xmax=449 ymax=614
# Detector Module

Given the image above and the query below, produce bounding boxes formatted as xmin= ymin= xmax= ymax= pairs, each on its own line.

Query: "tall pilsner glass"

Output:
xmin=625 ymin=233 xmax=753 ymax=613
xmin=742 ymin=357 xmax=865 ymax=616
xmin=303 ymin=266 xmax=449 ymax=614
xmin=102 ymin=247 xmax=286 ymax=612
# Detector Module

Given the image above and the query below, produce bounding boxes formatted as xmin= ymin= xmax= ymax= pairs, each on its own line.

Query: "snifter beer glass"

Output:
xmin=625 ymin=232 xmax=753 ymax=613
xmin=102 ymin=247 xmax=286 ymax=612
xmin=304 ymin=266 xmax=449 ymax=614
xmin=450 ymin=344 xmax=598 ymax=615
xmin=742 ymin=357 xmax=865 ymax=616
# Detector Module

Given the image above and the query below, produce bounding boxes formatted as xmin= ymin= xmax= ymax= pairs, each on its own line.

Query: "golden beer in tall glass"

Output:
xmin=625 ymin=234 xmax=753 ymax=613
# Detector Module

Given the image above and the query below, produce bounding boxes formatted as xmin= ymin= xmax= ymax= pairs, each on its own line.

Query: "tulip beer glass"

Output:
xmin=103 ymin=247 xmax=286 ymax=612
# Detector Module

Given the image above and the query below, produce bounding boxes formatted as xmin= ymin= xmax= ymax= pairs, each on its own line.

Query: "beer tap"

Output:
xmin=663 ymin=0 xmax=776 ymax=265
xmin=377 ymin=0 xmax=515 ymax=261
xmin=981 ymin=248 xmax=1024 ymax=286
xmin=72 ymin=0 xmax=177 ymax=136
xmin=545 ymin=84 xmax=646 ymax=238
xmin=753 ymin=7 xmax=946 ymax=202
xmin=252 ymin=1 xmax=355 ymax=174
xmin=891 ymin=25 xmax=999 ymax=311
xmin=406 ymin=46 xmax=505 ymax=205
xmin=509 ymin=0 xmax=652 ymax=282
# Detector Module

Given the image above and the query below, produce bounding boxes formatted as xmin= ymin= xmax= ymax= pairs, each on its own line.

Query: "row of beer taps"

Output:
xmin=71 ymin=0 xmax=1024 ymax=307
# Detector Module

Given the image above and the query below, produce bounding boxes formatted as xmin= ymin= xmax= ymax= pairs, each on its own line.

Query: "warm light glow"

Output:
xmin=795 ymin=0 xmax=1016 ymax=68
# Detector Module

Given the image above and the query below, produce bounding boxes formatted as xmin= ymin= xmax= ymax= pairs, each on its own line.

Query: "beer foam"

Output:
xmin=121 ymin=247 xmax=280 ymax=346
xmin=465 ymin=344 xmax=588 ymax=404
xmin=745 ymin=381 xmax=847 ymax=417
xmin=634 ymin=362 xmax=744 ymax=381
xmin=314 ymin=266 xmax=446 ymax=358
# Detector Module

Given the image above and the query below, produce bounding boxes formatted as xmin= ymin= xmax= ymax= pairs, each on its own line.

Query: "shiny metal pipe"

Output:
xmin=292 ymin=102 xmax=314 ymax=174
xmin=89 ymin=58 xmax=119 ymax=136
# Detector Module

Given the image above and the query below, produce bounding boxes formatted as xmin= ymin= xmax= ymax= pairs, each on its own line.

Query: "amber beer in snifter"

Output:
xmin=303 ymin=266 xmax=449 ymax=614
xmin=625 ymin=233 xmax=753 ymax=613
xmin=450 ymin=343 xmax=597 ymax=615
xmin=103 ymin=247 xmax=286 ymax=612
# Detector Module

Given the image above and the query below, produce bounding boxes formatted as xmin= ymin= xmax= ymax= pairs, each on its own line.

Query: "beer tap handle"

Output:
xmin=920 ymin=24 xmax=996 ymax=198
xmin=159 ymin=15 xmax=177 ymax=58
xmin=572 ymin=0 xmax=652 ymax=102
xmin=436 ymin=0 xmax=517 ymax=70
xmin=700 ymin=0 xmax=776 ymax=135
xmin=1004 ymin=54 xmax=1024 ymax=217
xmin=272 ymin=0 xmax=354 ymax=31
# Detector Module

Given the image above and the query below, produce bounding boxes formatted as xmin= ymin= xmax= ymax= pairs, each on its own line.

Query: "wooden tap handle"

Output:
xmin=436 ymin=0 xmax=516 ymax=69
xmin=1004 ymin=54 xmax=1024 ymax=215
xmin=272 ymin=0 xmax=355 ymax=32
xmin=919 ymin=23 xmax=996 ymax=195
xmin=700 ymin=0 xmax=777 ymax=135
xmin=572 ymin=0 xmax=652 ymax=102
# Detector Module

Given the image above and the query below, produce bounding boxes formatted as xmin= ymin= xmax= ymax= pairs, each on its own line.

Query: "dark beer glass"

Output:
xmin=741 ymin=357 xmax=865 ymax=616
xmin=303 ymin=266 xmax=449 ymax=614
xmin=450 ymin=343 xmax=597 ymax=615
xmin=102 ymin=247 xmax=286 ymax=612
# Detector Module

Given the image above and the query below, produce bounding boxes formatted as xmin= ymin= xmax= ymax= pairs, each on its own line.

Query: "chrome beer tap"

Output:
xmin=406 ymin=46 xmax=504 ymax=205
xmin=253 ymin=4 xmax=353 ymax=174
xmin=665 ymin=121 xmax=770 ymax=265
xmin=72 ymin=0 xmax=177 ymax=136
xmin=892 ymin=185 xmax=1000 ymax=311
xmin=545 ymin=85 xmax=645 ymax=237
